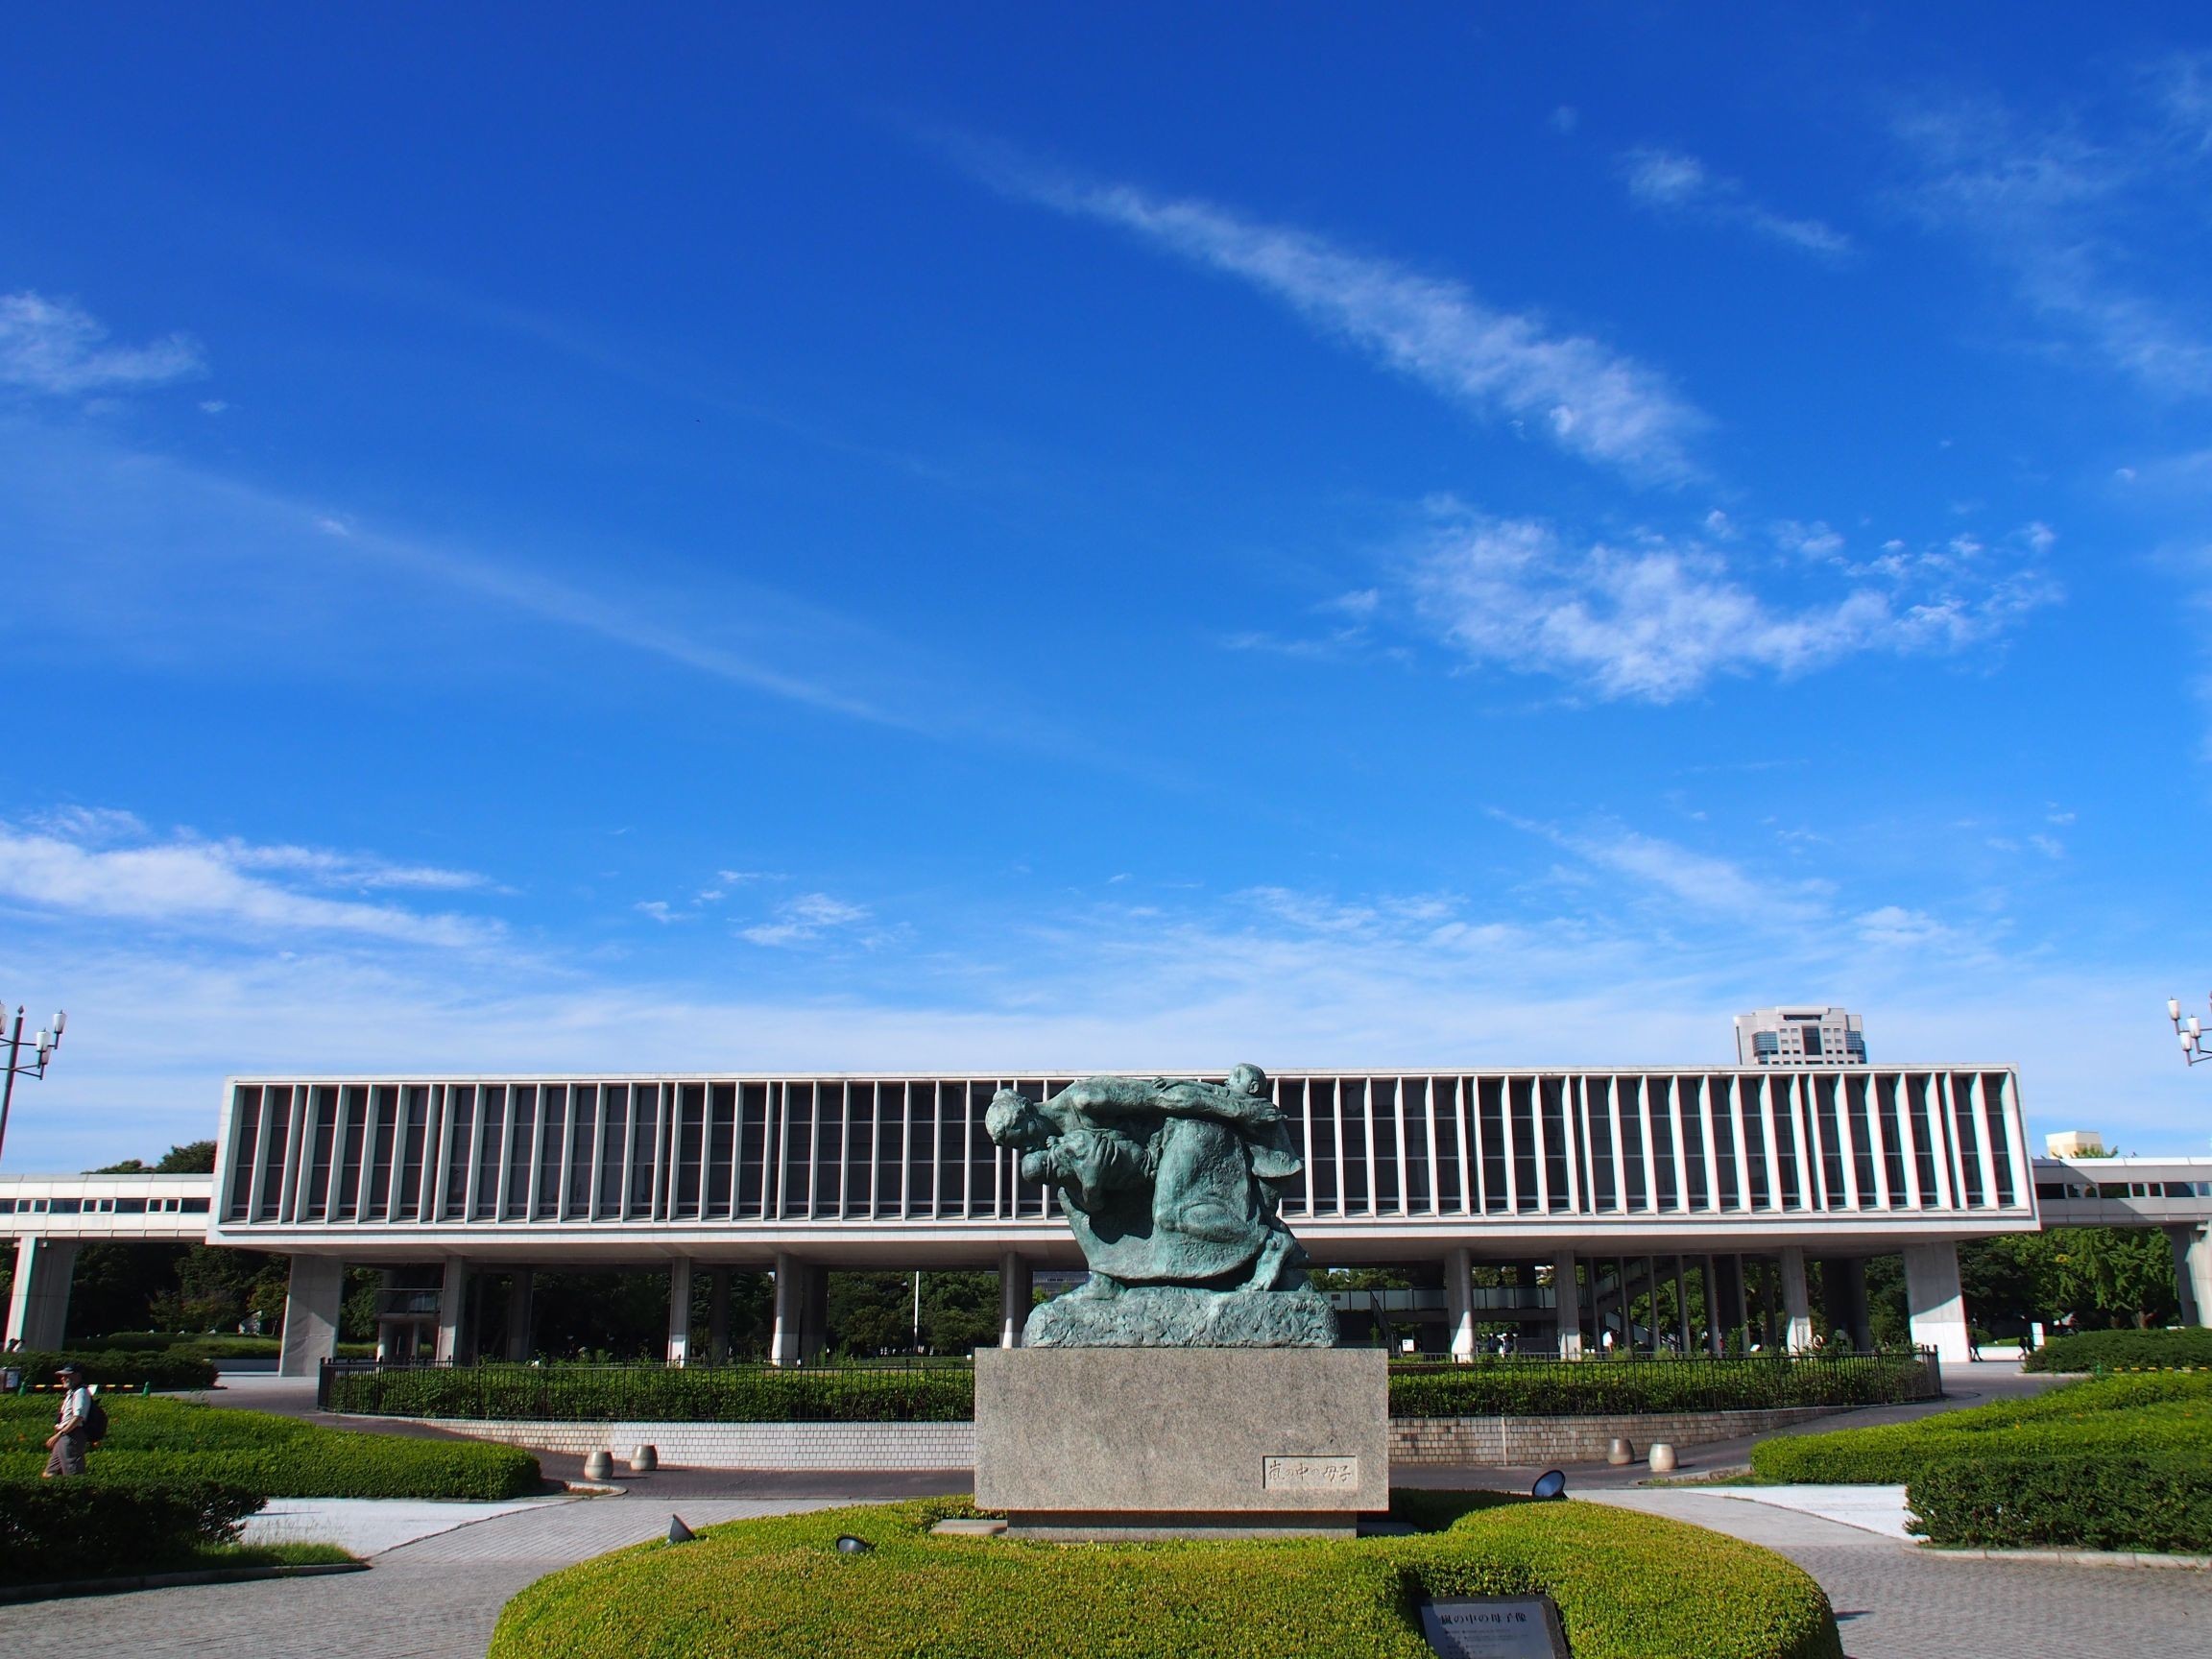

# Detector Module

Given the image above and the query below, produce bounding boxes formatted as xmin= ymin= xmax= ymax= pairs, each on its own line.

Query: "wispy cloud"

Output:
xmin=987 ymin=164 xmax=1704 ymax=479
xmin=740 ymin=891 xmax=873 ymax=948
xmin=1620 ymin=147 xmax=1854 ymax=259
xmin=1896 ymin=71 xmax=2212 ymax=396
xmin=0 ymin=816 xmax=495 ymax=949
xmin=1399 ymin=508 xmax=2056 ymax=702
xmin=0 ymin=293 xmax=204 ymax=395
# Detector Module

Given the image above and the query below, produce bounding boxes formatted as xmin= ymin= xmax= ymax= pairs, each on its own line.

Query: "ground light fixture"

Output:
xmin=835 ymin=1534 xmax=874 ymax=1553
xmin=666 ymin=1515 xmax=694 ymax=1544
xmin=0 ymin=1004 xmax=66 ymax=1172
xmin=1530 ymin=1470 xmax=1567 ymax=1501
xmin=2169 ymin=997 xmax=2212 ymax=1067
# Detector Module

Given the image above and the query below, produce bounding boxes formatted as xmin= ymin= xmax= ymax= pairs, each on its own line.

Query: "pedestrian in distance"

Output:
xmin=42 ymin=1362 xmax=100 ymax=1479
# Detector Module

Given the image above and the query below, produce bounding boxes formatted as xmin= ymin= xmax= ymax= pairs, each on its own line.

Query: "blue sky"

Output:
xmin=5 ymin=6 xmax=2212 ymax=1167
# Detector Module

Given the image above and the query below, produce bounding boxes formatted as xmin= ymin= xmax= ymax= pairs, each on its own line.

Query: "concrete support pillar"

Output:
xmin=504 ymin=1269 xmax=535 ymax=1363
xmin=998 ymin=1252 xmax=1033 ymax=1349
xmin=434 ymin=1258 xmax=469 ymax=1363
xmin=708 ymin=1268 xmax=731 ymax=1362
xmin=1778 ymin=1247 xmax=1815 ymax=1353
xmin=1823 ymin=1258 xmax=1871 ymax=1351
xmin=277 ymin=1255 xmax=346 ymax=1377
xmin=665 ymin=1259 xmax=692 ymax=1366
xmin=2167 ymin=1225 xmax=2212 ymax=1329
xmin=1552 ymin=1249 xmax=1582 ymax=1358
xmin=1445 ymin=1246 xmax=1475 ymax=1361
xmin=5 ymin=1237 xmax=79 ymax=1352
xmin=1714 ymin=1255 xmax=1746 ymax=1346
xmin=1904 ymin=1241 xmax=1972 ymax=1365
xmin=1673 ymin=1257 xmax=1691 ymax=1353
xmin=1700 ymin=1257 xmax=1720 ymax=1355
xmin=770 ymin=1255 xmax=824 ymax=1365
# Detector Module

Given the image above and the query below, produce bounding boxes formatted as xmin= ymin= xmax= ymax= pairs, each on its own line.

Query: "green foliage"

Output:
xmin=1907 ymin=1454 xmax=2212 ymax=1552
xmin=1387 ymin=1355 xmax=1935 ymax=1418
xmin=329 ymin=1361 xmax=976 ymax=1423
xmin=1749 ymin=1373 xmax=2212 ymax=1486
xmin=90 ymin=1141 xmax=217 ymax=1174
xmin=490 ymin=1498 xmax=1839 ymax=1659
xmin=828 ymin=1270 xmax=1000 ymax=1357
xmin=0 ymin=1396 xmax=541 ymax=1500
xmin=0 ymin=1346 xmax=217 ymax=1390
xmin=2022 ymin=1327 xmax=2212 ymax=1372
xmin=0 ymin=1475 xmax=261 ymax=1585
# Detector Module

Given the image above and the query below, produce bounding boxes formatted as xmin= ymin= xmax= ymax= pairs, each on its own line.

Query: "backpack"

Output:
xmin=82 ymin=1393 xmax=108 ymax=1444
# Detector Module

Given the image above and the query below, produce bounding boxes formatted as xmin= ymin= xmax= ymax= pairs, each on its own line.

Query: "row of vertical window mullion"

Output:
xmin=1967 ymin=1072 xmax=1998 ymax=1210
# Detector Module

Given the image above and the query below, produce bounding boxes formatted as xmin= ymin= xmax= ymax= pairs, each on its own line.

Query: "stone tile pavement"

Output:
xmin=0 ymin=1496 xmax=848 ymax=1659
xmin=1588 ymin=1490 xmax=2211 ymax=1659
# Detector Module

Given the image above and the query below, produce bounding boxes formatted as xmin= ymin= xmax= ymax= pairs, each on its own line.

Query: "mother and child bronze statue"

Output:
xmin=985 ymin=1065 xmax=1338 ymax=1347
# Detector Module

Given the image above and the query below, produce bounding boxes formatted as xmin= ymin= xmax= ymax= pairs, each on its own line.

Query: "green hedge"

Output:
xmin=0 ymin=1347 xmax=217 ymax=1392
xmin=0 ymin=1475 xmax=261 ymax=1585
xmin=330 ymin=1363 xmax=976 ymax=1423
xmin=1749 ymin=1374 xmax=2212 ymax=1484
xmin=328 ymin=1353 xmax=1934 ymax=1425
xmin=1908 ymin=1453 xmax=2212 ymax=1552
xmin=490 ymin=1497 xmax=1842 ymax=1659
xmin=0 ymin=1397 xmax=541 ymax=1501
xmin=1388 ymin=1354 xmax=1935 ymax=1418
xmin=2022 ymin=1328 xmax=2212 ymax=1373
xmin=88 ymin=1333 xmax=375 ymax=1361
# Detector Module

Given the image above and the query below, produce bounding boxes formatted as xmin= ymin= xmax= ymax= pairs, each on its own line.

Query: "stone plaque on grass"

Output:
xmin=1418 ymin=1596 xmax=1571 ymax=1658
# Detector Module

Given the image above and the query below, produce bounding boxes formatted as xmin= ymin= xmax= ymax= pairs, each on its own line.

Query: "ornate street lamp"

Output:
xmin=0 ymin=1004 xmax=67 ymax=1169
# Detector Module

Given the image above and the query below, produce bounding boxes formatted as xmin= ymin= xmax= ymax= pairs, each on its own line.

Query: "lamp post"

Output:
xmin=2168 ymin=998 xmax=2212 ymax=1066
xmin=0 ymin=1004 xmax=67 ymax=1171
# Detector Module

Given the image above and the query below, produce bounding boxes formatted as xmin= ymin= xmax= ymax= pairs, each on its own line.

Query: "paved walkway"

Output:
xmin=0 ymin=1496 xmax=857 ymax=1659
xmin=1588 ymin=1490 xmax=2211 ymax=1659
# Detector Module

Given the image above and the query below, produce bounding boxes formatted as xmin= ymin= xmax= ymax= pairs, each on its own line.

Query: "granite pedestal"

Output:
xmin=974 ymin=1346 xmax=1388 ymax=1540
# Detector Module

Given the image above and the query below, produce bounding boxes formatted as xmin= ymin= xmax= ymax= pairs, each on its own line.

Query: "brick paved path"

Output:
xmin=6 ymin=1482 xmax=2201 ymax=1658
xmin=0 ymin=1497 xmax=841 ymax=1659
xmin=1591 ymin=1491 xmax=2210 ymax=1659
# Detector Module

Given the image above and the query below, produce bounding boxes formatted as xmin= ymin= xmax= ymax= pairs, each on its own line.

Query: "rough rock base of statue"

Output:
xmin=974 ymin=1347 xmax=1389 ymax=1540
xmin=1023 ymin=1284 xmax=1337 ymax=1348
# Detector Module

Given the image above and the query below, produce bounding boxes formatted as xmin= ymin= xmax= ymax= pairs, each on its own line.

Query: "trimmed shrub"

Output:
xmin=1388 ymin=1354 xmax=1935 ymax=1418
xmin=2023 ymin=1328 xmax=2212 ymax=1373
xmin=1749 ymin=1373 xmax=2212 ymax=1485
xmin=327 ymin=1353 xmax=1934 ymax=1425
xmin=489 ymin=1497 xmax=1842 ymax=1659
xmin=0 ymin=1475 xmax=261 ymax=1585
xmin=0 ymin=1347 xmax=217 ymax=1392
xmin=1908 ymin=1453 xmax=2212 ymax=1552
xmin=0 ymin=1396 xmax=541 ymax=1501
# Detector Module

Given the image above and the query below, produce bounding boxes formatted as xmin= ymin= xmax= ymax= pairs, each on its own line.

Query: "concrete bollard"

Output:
xmin=1648 ymin=1442 xmax=1677 ymax=1474
xmin=1606 ymin=1437 xmax=1635 ymax=1466
xmin=630 ymin=1444 xmax=659 ymax=1474
xmin=583 ymin=1450 xmax=614 ymax=1480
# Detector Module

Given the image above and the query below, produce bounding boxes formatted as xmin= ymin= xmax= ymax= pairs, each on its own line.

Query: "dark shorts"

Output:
xmin=43 ymin=1431 xmax=86 ymax=1477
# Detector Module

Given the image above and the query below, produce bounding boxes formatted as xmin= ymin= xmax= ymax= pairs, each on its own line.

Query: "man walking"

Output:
xmin=42 ymin=1362 xmax=93 ymax=1478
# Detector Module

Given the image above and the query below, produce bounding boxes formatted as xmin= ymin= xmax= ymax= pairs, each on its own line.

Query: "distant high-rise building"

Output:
xmin=1735 ymin=1006 xmax=1866 ymax=1066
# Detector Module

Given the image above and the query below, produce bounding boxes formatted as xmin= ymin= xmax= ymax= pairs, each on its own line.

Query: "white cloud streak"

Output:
xmin=740 ymin=892 xmax=873 ymax=948
xmin=1621 ymin=147 xmax=1854 ymax=259
xmin=1403 ymin=510 xmax=2057 ymax=702
xmin=997 ymin=169 xmax=1704 ymax=479
xmin=0 ymin=293 xmax=204 ymax=395
xmin=0 ymin=819 xmax=495 ymax=949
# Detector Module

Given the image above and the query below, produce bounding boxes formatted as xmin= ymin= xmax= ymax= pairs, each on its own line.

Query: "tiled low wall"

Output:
xmin=390 ymin=1417 xmax=974 ymax=1470
xmin=1387 ymin=1406 xmax=1846 ymax=1466
xmin=388 ymin=1404 xmax=1844 ymax=1471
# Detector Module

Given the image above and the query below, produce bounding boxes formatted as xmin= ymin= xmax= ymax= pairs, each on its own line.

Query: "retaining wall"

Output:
xmin=382 ymin=1403 xmax=1848 ymax=1471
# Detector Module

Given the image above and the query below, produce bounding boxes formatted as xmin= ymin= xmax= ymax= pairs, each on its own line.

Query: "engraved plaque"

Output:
xmin=1419 ymin=1597 xmax=1571 ymax=1658
xmin=1262 ymin=1455 xmax=1360 ymax=1491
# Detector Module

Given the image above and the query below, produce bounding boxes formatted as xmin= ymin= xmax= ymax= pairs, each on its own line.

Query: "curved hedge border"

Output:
xmin=0 ymin=1476 xmax=261 ymax=1585
xmin=2022 ymin=1328 xmax=2212 ymax=1373
xmin=490 ymin=1497 xmax=1842 ymax=1659
xmin=0 ymin=1347 xmax=218 ymax=1392
xmin=0 ymin=1396 xmax=541 ymax=1501
xmin=329 ymin=1353 xmax=1936 ymax=1425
